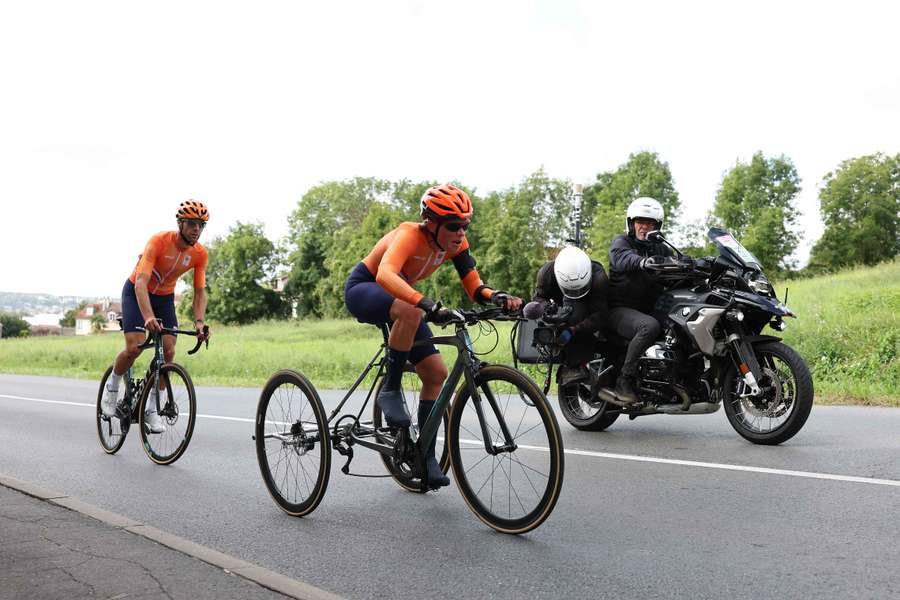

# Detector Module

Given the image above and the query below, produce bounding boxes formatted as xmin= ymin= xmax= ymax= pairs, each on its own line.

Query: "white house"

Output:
xmin=74 ymin=299 xmax=122 ymax=335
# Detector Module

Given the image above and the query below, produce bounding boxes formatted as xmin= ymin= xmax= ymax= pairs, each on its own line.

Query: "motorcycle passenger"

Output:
xmin=344 ymin=184 xmax=522 ymax=488
xmin=607 ymin=197 xmax=674 ymax=405
xmin=524 ymin=246 xmax=609 ymax=386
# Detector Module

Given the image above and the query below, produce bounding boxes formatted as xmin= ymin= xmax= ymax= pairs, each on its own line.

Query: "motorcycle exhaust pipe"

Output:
xmin=656 ymin=402 xmax=721 ymax=415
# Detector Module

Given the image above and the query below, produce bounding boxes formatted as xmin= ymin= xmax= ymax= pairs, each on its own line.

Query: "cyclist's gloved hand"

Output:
xmin=144 ymin=317 xmax=163 ymax=333
xmin=557 ymin=328 xmax=573 ymax=346
xmin=417 ymin=298 xmax=459 ymax=326
xmin=489 ymin=291 xmax=523 ymax=312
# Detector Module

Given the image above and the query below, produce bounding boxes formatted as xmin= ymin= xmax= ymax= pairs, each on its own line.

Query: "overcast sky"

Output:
xmin=1 ymin=1 xmax=898 ymax=298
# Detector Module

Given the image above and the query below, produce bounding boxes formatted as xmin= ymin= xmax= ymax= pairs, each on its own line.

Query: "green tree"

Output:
xmin=808 ymin=153 xmax=900 ymax=272
xmin=710 ymin=152 xmax=801 ymax=274
xmin=90 ymin=312 xmax=107 ymax=333
xmin=59 ymin=302 xmax=87 ymax=327
xmin=585 ymin=152 xmax=681 ymax=263
xmin=283 ymin=178 xmax=393 ymax=316
xmin=202 ymin=222 xmax=288 ymax=325
xmin=479 ymin=169 xmax=572 ymax=298
xmin=317 ymin=202 xmax=407 ymax=317
xmin=1 ymin=312 xmax=31 ymax=338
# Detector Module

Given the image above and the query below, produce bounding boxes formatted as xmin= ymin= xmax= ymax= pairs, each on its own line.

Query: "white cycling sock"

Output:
xmin=107 ymin=373 xmax=122 ymax=392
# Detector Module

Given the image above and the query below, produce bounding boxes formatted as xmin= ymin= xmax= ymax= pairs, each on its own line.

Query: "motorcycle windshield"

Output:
xmin=708 ymin=227 xmax=763 ymax=270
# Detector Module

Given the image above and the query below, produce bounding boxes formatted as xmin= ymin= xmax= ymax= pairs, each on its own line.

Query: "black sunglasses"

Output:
xmin=179 ymin=219 xmax=207 ymax=230
xmin=443 ymin=221 xmax=470 ymax=232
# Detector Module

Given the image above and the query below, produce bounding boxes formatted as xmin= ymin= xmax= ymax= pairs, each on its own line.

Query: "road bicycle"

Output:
xmin=96 ymin=322 xmax=208 ymax=465
xmin=254 ymin=307 xmax=565 ymax=534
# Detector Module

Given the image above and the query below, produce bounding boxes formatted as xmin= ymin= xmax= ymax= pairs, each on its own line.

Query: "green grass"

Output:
xmin=1 ymin=260 xmax=898 ymax=406
xmin=771 ymin=259 xmax=900 ymax=406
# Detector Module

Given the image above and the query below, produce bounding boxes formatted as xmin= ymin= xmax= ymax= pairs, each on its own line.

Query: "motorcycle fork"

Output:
xmin=726 ymin=326 xmax=764 ymax=396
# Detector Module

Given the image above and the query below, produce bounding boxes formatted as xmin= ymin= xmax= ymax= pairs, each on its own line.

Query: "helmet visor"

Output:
xmin=562 ymin=280 xmax=591 ymax=299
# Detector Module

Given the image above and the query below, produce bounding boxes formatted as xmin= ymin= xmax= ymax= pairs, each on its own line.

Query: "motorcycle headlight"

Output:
xmin=748 ymin=278 xmax=772 ymax=295
xmin=771 ymin=319 xmax=787 ymax=331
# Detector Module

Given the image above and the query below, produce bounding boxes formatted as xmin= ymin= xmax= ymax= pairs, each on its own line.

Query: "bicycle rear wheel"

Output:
xmin=139 ymin=363 xmax=197 ymax=465
xmin=449 ymin=365 xmax=565 ymax=534
xmin=96 ymin=365 xmax=128 ymax=454
xmin=372 ymin=367 xmax=450 ymax=493
xmin=255 ymin=369 xmax=331 ymax=516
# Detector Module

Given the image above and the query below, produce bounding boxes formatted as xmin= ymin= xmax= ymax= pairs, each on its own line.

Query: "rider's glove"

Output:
xmin=557 ymin=328 xmax=573 ymax=346
xmin=677 ymin=255 xmax=695 ymax=269
xmin=417 ymin=298 xmax=458 ymax=326
xmin=640 ymin=255 xmax=668 ymax=271
xmin=490 ymin=291 xmax=510 ymax=310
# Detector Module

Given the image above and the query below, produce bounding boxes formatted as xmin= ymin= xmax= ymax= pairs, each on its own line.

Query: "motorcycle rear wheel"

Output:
xmin=558 ymin=382 xmax=620 ymax=431
xmin=723 ymin=341 xmax=813 ymax=445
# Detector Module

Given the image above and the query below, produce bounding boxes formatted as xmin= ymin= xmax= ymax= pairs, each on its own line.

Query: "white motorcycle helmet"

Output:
xmin=625 ymin=197 xmax=665 ymax=236
xmin=554 ymin=246 xmax=592 ymax=299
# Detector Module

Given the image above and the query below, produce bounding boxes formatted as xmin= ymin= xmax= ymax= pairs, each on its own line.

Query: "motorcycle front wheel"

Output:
xmin=723 ymin=341 xmax=813 ymax=445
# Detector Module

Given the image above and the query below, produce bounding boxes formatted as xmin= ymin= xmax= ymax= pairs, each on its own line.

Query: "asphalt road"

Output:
xmin=1 ymin=374 xmax=898 ymax=600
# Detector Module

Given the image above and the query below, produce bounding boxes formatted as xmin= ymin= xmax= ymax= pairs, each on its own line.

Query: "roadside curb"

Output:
xmin=0 ymin=474 xmax=344 ymax=600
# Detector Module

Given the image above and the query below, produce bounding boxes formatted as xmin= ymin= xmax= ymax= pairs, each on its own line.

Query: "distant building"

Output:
xmin=74 ymin=298 xmax=122 ymax=335
xmin=30 ymin=324 xmax=63 ymax=336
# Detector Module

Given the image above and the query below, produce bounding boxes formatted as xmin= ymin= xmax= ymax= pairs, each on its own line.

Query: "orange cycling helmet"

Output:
xmin=420 ymin=184 xmax=473 ymax=222
xmin=176 ymin=199 xmax=210 ymax=222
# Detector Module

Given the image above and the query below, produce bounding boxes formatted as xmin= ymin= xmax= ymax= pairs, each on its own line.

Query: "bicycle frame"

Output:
xmin=329 ymin=318 xmax=519 ymax=462
xmin=121 ymin=326 xmax=206 ymax=419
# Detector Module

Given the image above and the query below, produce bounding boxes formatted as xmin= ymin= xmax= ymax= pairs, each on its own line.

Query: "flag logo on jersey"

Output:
xmin=183 ymin=256 xmax=191 ymax=266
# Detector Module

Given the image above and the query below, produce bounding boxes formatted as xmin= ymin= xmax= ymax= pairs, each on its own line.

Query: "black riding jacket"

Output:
xmin=608 ymin=234 xmax=673 ymax=313
xmin=532 ymin=259 xmax=609 ymax=336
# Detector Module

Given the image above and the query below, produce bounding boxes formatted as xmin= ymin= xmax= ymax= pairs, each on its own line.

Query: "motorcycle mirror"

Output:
xmin=646 ymin=230 xmax=663 ymax=243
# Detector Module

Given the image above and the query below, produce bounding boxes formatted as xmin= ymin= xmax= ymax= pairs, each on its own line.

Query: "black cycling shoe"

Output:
xmin=423 ymin=431 xmax=450 ymax=488
xmin=376 ymin=388 xmax=411 ymax=428
xmin=425 ymin=453 xmax=450 ymax=488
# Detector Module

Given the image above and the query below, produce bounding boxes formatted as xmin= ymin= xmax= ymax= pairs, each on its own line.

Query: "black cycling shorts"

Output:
xmin=344 ymin=263 xmax=439 ymax=364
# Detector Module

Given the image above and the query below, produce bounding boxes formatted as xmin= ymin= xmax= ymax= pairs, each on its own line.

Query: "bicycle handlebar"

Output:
xmin=430 ymin=306 xmax=524 ymax=327
xmin=138 ymin=321 xmax=210 ymax=354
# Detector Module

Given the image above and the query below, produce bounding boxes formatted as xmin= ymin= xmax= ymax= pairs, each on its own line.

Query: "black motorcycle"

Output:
xmin=518 ymin=228 xmax=813 ymax=445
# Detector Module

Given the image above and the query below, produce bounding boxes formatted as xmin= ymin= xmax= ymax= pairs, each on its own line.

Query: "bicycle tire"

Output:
xmin=96 ymin=365 xmax=128 ymax=454
xmin=372 ymin=369 xmax=450 ymax=493
xmin=449 ymin=364 xmax=565 ymax=534
xmin=138 ymin=363 xmax=197 ymax=465
xmin=255 ymin=369 xmax=331 ymax=517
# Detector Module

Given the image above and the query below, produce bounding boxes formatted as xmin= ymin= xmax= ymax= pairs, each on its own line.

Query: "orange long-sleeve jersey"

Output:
xmin=361 ymin=222 xmax=493 ymax=306
xmin=129 ymin=231 xmax=208 ymax=295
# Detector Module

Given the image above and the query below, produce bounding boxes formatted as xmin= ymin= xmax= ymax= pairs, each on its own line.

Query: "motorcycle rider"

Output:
xmin=607 ymin=197 xmax=678 ymax=405
xmin=524 ymin=246 xmax=609 ymax=386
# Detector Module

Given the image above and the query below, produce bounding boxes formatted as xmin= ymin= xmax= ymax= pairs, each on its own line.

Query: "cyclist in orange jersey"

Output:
xmin=344 ymin=184 xmax=522 ymax=487
xmin=101 ymin=200 xmax=212 ymax=433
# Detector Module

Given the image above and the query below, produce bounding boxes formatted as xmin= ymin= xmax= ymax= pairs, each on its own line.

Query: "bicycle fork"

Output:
xmin=466 ymin=369 xmax=518 ymax=455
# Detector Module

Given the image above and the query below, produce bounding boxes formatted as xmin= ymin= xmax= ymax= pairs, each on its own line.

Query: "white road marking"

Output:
xmin=3 ymin=393 xmax=898 ymax=488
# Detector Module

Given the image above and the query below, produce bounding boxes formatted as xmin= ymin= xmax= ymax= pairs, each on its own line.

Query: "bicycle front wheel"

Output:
xmin=449 ymin=365 xmax=565 ymax=534
xmin=138 ymin=363 xmax=197 ymax=465
xmin=255 ymin=370 xmax=331 ymax=517
xmin=96 ymin=365 xmax=128 ymax=454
